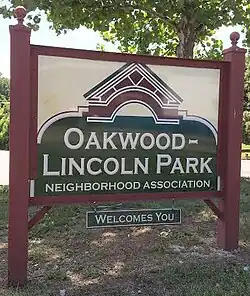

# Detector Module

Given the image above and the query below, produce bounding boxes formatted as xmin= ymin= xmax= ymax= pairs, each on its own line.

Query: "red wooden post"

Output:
xmin=217 ymin=32 xmax=246 ymax=250
xmin=8 ymin=6 xmax=31 ymax=286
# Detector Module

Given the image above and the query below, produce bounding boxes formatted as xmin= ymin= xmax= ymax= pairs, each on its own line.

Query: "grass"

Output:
xmin=0 ymin=181 xmax=250 ymax=295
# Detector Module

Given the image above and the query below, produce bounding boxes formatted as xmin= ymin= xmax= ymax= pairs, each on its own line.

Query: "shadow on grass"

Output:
xmin=0 ymin=180 xmax=250 ymax=295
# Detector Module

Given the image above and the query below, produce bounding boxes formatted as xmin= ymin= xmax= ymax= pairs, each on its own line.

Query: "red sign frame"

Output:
xmin=7 ymin=6 xmax=246 ymax=286
xmin=29 ymin=44 xmax=225 ymax=205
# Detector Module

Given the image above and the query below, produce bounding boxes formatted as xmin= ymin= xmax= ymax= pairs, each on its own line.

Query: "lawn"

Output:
xmin=0 ymin=181 xmax=250 ymax=296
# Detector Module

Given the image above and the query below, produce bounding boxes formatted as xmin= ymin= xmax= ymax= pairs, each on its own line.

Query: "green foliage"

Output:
xmin=194 ymin=38 xmax=223 ymax=60
xmin=0 ymin=103 xmax=9 ymax=150
xmin=242 ymin=111 xmax=250 ymax=144
xmin=2 ymin=1 xmax=250 ymax=59
xmin=0 ymin=74 xmax=10 ymax=100
xmin=243 ymin=57 xmax=250 ymax=144
xmin=244 ymin=56 xmax=250 ymax=111
xmin=0 ymin=74 xmax=10 ymax=150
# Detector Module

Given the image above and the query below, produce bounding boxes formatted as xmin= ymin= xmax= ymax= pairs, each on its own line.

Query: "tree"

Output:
xmin=242 ymin=56 xmax=250 ymax=144
xmin=242 ymin=110 xmax=250 ymax=144
xmin=1 ymin=1 xmax=250 ymax=59
xmin=0 ymin=74 xmax=10 ymax=102
xmin=244 ymin=56 xmax=250 ymax=111
xmin=0 ymin=74 xmax=10 ymax=150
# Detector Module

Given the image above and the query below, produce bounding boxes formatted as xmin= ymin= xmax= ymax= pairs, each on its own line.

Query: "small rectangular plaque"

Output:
xmin=86 ymin=208 xmax=181 ymax=229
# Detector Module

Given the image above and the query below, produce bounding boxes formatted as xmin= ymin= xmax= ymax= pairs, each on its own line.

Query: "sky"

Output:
xmin=0 ymin=5 xmax=245 ymax=78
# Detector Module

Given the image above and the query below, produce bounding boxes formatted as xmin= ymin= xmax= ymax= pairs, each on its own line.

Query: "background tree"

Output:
xmin=1 ymin=0 xmax=250 ymax=59
xmin=244 ymin=56 xmax=250 ymax=111
xmin=243 ymin=56 xmax=250 ymax=144
xmin=0 ymin=74 xmax=10 ymax=150
xmin=242 ymin=111 xmax=250 ymax=144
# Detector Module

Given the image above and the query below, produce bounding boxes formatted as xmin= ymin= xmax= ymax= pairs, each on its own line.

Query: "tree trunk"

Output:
xmin=176 ymin=16 xmax=196 ymax=59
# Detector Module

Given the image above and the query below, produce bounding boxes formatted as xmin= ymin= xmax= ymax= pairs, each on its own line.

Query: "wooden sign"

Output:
xmin=7 ymin=6 xmax=246 ymax=287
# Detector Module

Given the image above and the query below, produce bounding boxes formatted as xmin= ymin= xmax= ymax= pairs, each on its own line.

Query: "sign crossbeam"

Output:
xmin=204 ymin=199 xmax=223 ymax=219
xmin=28 ymin=206 xmax=52 ymax=230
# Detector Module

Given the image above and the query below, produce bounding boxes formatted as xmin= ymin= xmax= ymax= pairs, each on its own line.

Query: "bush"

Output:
xmin=0 ymin=102 xmax=9 ymax=150
xmin=243 ymin=111 xmax=250 ymax=144
xmin=0 ymin=74 xmax=9 ymax=150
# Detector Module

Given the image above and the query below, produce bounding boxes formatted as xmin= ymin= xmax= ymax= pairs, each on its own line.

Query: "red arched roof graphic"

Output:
xmin=84 ymin=62 xmax=184 ymax=124
xmin=84 ymin=62 xmax=183 ymax=106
